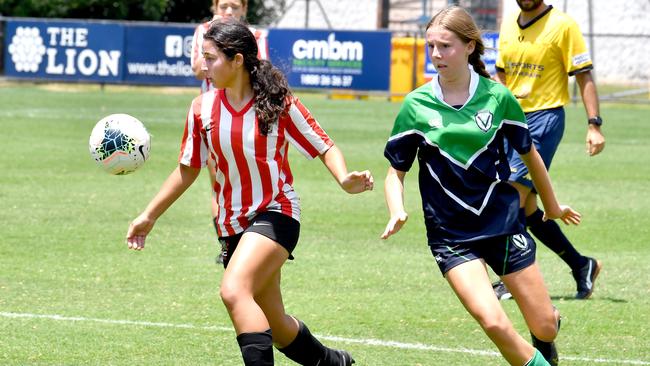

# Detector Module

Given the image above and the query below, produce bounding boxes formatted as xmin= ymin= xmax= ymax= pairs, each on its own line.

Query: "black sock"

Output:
xmin=237 ymin=329 xmax=274 ymax=366
xmin=277 ymin=321 xmax=326 ymax=365
xmin=278 ymin=320 xmax=353 ymax=366
xmin=526 ymin=209 xmax=587 ymax=270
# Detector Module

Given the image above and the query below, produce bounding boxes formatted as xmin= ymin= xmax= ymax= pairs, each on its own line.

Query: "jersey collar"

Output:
xmin=517 ymin=4 xmax=553 ymax=29
xmin=429 ymin=67 xmax=479 ymax=110
xmin=219 ymin=89 xmax=256 ymax=116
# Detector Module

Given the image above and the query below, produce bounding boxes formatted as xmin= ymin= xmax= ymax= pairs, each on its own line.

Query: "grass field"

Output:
xmin=1 ymin=82 xmax=649 ymax=365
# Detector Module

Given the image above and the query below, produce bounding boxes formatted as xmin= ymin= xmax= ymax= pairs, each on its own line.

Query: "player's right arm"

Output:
xmin=381 ymin=167 xmax=409 ymax=239
xmin=126 ymin=164 xmax=201 ymax=250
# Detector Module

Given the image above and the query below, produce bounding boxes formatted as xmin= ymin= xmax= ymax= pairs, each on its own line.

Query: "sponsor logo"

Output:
xmin=165 ymin=35 xmax=184 ymax=57
xmin=8 ymin=25 xmax=121 ymax=77
xmin=164 ymin=35 xmax=193 ymax=58
xmin=572 ymin=52 xmax=592 ymax=67
xmin=8 ymin=27 xmax=46 ymax=72
xmin=474 ymin=110 xmax=493 ymax=132
xmin=293 ymin=33 xmax=363 ymax=61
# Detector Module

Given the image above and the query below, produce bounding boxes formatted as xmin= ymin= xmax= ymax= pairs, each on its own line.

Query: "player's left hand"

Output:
xmin=543 ymin=204 xmax=581 ymax=226
xmin=340 ymin=170 xmax=374 ymax=194
xmin=586 ymin=127 xmax=605 ymax=156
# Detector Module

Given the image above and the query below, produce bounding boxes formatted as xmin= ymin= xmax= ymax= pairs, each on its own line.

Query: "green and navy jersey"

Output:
xmin=384 ymin=70 xmax=532 ymax=244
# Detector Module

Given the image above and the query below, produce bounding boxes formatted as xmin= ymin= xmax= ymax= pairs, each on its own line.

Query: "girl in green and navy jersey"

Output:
xmin=381 ymin=6 xmax=580 ymax=366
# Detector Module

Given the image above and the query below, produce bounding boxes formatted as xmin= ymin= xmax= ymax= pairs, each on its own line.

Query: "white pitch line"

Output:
xmin=2 ymin=311 xmax=649 ymax=365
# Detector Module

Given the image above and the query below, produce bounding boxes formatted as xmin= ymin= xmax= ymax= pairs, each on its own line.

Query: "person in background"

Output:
xmin=127 ymin=20 xmax=368 ymax=365
xmin=492 ymin=0 xmax=604 ymax=301
xmin=382 ymin=6 xmax=580 ymax=365
xmin=190 ymin=0 xmax=269 ymax=264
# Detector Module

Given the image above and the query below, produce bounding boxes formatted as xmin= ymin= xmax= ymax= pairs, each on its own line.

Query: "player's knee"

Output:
xmin=475 ymin=311 xmax=511 ymax=338
xmin=530 ymin=314 xmax=559 ymax=342
xmin=220 ymin=279 xmax=250 ymax=310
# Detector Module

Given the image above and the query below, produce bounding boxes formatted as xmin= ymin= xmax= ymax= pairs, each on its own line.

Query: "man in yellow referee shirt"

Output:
xmin=493 ymin=0 xmax=605 ymax=302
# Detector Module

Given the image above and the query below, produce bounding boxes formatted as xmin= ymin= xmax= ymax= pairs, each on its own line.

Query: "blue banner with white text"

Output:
xmin=122 ymin=25 xmax=196 ymax=86
xmin=4 ymin=19 xmax=124 ymax=83
xmin=267 ymin=29 xmax=391 ymax=91
xmin=3 ymin=18 xmax=198 ymax=87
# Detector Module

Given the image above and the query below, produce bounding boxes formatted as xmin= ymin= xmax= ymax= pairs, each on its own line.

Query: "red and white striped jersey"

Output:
xmin=191 ymin=21 xmax=269 ymax=94
xmin=179 ymin=89 xmax=333 ymax=237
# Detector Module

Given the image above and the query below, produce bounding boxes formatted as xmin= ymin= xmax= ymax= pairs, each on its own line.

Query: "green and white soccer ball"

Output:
xmin=89 ymin=114 xmax=151 ymax=175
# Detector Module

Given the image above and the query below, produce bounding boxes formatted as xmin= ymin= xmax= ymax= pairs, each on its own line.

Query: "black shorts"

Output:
xmin=429 ymin=232 xmax=537 ymax=276
xmin=218 ymin=211 xmax=300 ymax=268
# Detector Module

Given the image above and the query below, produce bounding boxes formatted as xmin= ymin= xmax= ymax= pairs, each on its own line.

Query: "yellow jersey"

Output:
xmin=496 ymin=6 xmax=593 ymax=112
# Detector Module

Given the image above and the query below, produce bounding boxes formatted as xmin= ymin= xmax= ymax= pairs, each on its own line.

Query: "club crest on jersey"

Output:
xmin=511 ymin=234 xmax=528 ymax=250
xmin=474 ymin=110 xmax=493 ymax=132
xmin=427 ymin=110 xmax=443 ymax=129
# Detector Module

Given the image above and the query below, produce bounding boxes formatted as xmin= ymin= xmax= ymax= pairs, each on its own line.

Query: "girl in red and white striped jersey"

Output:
xmin=190 ymin=0 xmax=269 ymax=265
xmin=127 ymin=19 xmax=371 ymax=366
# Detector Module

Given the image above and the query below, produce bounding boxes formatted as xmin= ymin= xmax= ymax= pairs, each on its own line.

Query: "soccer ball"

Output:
xmin=89 ymin=113 xmax=151 ymax=175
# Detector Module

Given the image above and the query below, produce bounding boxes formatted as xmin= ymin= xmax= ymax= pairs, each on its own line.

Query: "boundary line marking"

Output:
xmin=2 ymin=311 xmax=649 ymax=365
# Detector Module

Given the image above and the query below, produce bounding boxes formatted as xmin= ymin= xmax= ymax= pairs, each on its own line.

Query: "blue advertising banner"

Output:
xmin=267 ymin=29 xmax=391 ymax=91
xmin=424 ymin=32 xmax=499 ymax=78
xmin=4 ymin=19 xmax=124 ymax=83
xmin=123 ymin=24 xmax=196 ymax=86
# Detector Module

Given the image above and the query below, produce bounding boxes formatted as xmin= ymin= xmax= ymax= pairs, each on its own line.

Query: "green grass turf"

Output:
xmin=0 ymin=83 xmax=649 ymax=365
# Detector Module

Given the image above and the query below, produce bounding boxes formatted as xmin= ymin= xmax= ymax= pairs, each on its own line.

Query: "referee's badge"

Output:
xmin=474 ymin=110 xmax=493 ymax=132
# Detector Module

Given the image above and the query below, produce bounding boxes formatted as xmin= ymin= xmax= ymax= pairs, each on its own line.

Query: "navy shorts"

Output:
xmin=429 ymin=232 xmax=537 ymax=276
xmin=507 ymin=107 xmax=565 ymax=189
xmin=218 ymin=211 xmax=300 ymax=269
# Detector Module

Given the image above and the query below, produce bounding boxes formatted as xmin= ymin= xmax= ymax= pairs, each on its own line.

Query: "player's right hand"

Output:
xmin=126 ymin=214 xmax=155 ymax=250
xmin=381 ymin=211 xmax=408 ymax=239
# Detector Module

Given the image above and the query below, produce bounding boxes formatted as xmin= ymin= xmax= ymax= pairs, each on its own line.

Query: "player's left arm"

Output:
xmin=520 ymin=146 xmax=581 ymax=226
xmin=575 ymin=70 xmax=606 ymax=156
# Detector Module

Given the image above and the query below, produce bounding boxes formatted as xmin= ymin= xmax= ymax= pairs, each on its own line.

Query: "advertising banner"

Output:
xmin=267 ymin=29 xmax=391 ymax=91
xmin=122 ymin=24 xmax=196 ymax=86
xmin=424 ymin=32 xmax=499 ymax=78
xmin=4 ymin=19 xmax=124 ymax=83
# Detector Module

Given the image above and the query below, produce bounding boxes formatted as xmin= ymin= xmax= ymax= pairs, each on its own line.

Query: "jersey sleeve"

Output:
xmin=179 ymin=97 xmax=209 ymax=168
xmin=500 ymin=90 xmax=532 ymax=155
xmin=560 ymin=18 xmax=593 ymax=75
xmin=283 ymin=97 xmax=334 ymax=160
xmin=384 ymin=95 xmax=420 ymax=172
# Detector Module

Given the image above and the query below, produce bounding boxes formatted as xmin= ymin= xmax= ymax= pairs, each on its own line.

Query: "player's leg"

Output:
xmin=445 ymin=259 xmax=539 ymax=365
xmin=502 ymin=262 xmax=560 ymax=366
xmin=255 ymin=269 xmax=355 ymax=365
xmin=220 ymin=232 xmax=289 ymax=365
xmin=500 ymin=107 xmax=601 ymax=299
xmin=521 ymin=192 xmax=602 ymax=299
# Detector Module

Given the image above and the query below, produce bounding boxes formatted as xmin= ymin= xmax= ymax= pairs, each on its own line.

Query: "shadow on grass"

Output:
xmin=549 ymin=295 xmax=627 ymax=303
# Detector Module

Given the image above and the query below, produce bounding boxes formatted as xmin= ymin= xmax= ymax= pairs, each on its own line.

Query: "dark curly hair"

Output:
xmin=204 ymin=19 xmax=290 ymax=135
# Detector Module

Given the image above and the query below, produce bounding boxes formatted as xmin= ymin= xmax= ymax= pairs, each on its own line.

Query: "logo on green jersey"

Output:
xmin=474 ymin=110 xmax=493 ymax=132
